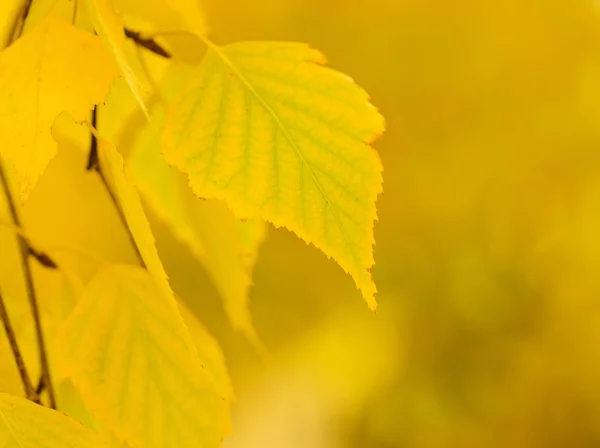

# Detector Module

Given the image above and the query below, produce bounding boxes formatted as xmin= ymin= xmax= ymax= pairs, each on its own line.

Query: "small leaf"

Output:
xmin=162 ymin=41 xmax=385 ymax=309
xmin=84 ymin=0 xmax=148 ymax=115
xmin=0 ymin=17 xmax=118 ymax=201
xmin=0 ymin=393 xmax=105 ymax=447
xmin=55 ymin=265 xmax=228 ymax=448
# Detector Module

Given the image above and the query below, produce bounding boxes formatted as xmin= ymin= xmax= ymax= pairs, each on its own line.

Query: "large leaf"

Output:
xmin=55 ymin=265 xmax=228 ymax=448
xmin=0 ymin=17 xmax=118 ymax=201
xmin=84 ymin=0 xmax=148 ymax=115
xmin=162 ymin=41 xmax=385 ymax=310
xmin=0 ymin=393 xmax=105 ymax=447
xmin=128 ymin=105 xmax=266 ymax=340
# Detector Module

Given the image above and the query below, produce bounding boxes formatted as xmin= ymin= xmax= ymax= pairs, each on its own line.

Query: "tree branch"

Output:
xmin=0 ymin=160 xmax=57 ymax=409
xmin=0 ymin=289 xmax=38 ymax=403
xmin=4 ymin=0 xmax=33 ymax=47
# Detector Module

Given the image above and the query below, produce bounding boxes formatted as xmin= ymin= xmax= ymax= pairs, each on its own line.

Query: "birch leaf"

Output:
xmin=0 ymin=17 xmax=117 ymax=201
xmin=55 ymin=265 xmax=228 ymax=448
xmin=0 ymin=393 xmax=105 ymax=447
xmin=162 ymin=41 xmax=385 ymax=310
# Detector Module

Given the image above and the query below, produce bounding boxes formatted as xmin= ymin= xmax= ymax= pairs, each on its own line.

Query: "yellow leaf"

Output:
xmin=162 ymin=41 xmax=385 ymax=310
xmin=0 ymin=393 xmax=105 ymax=447
xmin=92 ymin=133 xmax=234 ymax=436
xmin=55 ymin=265 xmax=228 ymax=448
xmin=0 ymin=17 xmax=118 ymax=202
xmin=83 ymin=0 xmax=148 ymax=115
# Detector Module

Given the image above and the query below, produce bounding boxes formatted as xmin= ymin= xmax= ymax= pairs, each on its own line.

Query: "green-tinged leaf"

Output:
xmin=0 ymin=17 xmax=118 ymax=201
xmin=55 ymin=265 xmax=229 ymax=448
xmin=128 ymin=104 xmax=266 ymax=339
xmin=0 ymin=393 xmax=105 ymax=447
xmin=162 ymin=41 xmax=385 ymax=310
xmin=93 ymin=133 xmax=233 ymax=435
xmin=84 ymin=0 xmax=148 ymax=115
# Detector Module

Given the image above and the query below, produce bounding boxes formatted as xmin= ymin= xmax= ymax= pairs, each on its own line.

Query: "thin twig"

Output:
xmin=0 ymin=161 xmax=57 ymax=408
xmin=87 ymin=108 xmax=146 ymax=268
xmin=0 ymin=289 xmax=38 ymax=402
xmin=124 ymin=28 xmax=171 ymax=59
xmin=4 ymin=0 xmax=33 ymax=47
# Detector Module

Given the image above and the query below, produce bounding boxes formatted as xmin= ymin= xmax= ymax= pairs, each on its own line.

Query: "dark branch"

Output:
xmin=0 ymin=160 xmax=57 ymax=409
xmin=29 ymin=247 xmax=58 ymax=270
xmin=124 ymin=28 xmax=171 ymax=59
xmin=0 ymin=289 xmax=38 ymax=403
xmin=4 ymin=0 xmax=33 ymax=47
xmin=86 ymin=107 xmax=99 ymax=171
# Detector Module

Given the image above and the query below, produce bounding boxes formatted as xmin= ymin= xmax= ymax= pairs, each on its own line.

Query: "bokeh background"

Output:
xmin=4 ymin=0 xmax=600 ymax=446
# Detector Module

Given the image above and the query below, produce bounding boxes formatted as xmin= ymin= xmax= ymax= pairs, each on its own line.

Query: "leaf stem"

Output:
xmin=124 ymin=28 xmax=171 ymax=59
xmin=87 ymin=108 xmax=146 ymax=268
xmin=0 ymin=289 xmax=38 ymax=402
xmin=0 ymin=160 xmax=56 ymax=408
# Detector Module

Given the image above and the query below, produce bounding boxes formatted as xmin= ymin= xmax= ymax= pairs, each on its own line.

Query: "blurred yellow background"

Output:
xmin=5 ymin=0 xmax=600 ymax=446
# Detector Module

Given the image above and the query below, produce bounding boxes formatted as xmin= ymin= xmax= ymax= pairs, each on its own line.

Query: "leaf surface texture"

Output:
xmin=55 ymin=265 xmax=228 ymax=448
xmin=0 ymin=393 xmax=105 ymax=447
xmin=0 ymin=17 xmax=117 ymax=201
xmin=162 ymin=41 xmax=385 ymax=309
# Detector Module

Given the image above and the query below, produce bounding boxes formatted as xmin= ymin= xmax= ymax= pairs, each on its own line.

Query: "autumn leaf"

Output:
xmin=0 ymin=17 xmax=118 ymax=202
xmin=162 ymin=41 xmax=384 ymax=309
xmin=55 ymin=265 xmax=229 ymax=448
xmin=0 ymin=393 xmax=106 ymax=447
xmin=83 ymin=0 xmax=148 ymax=115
